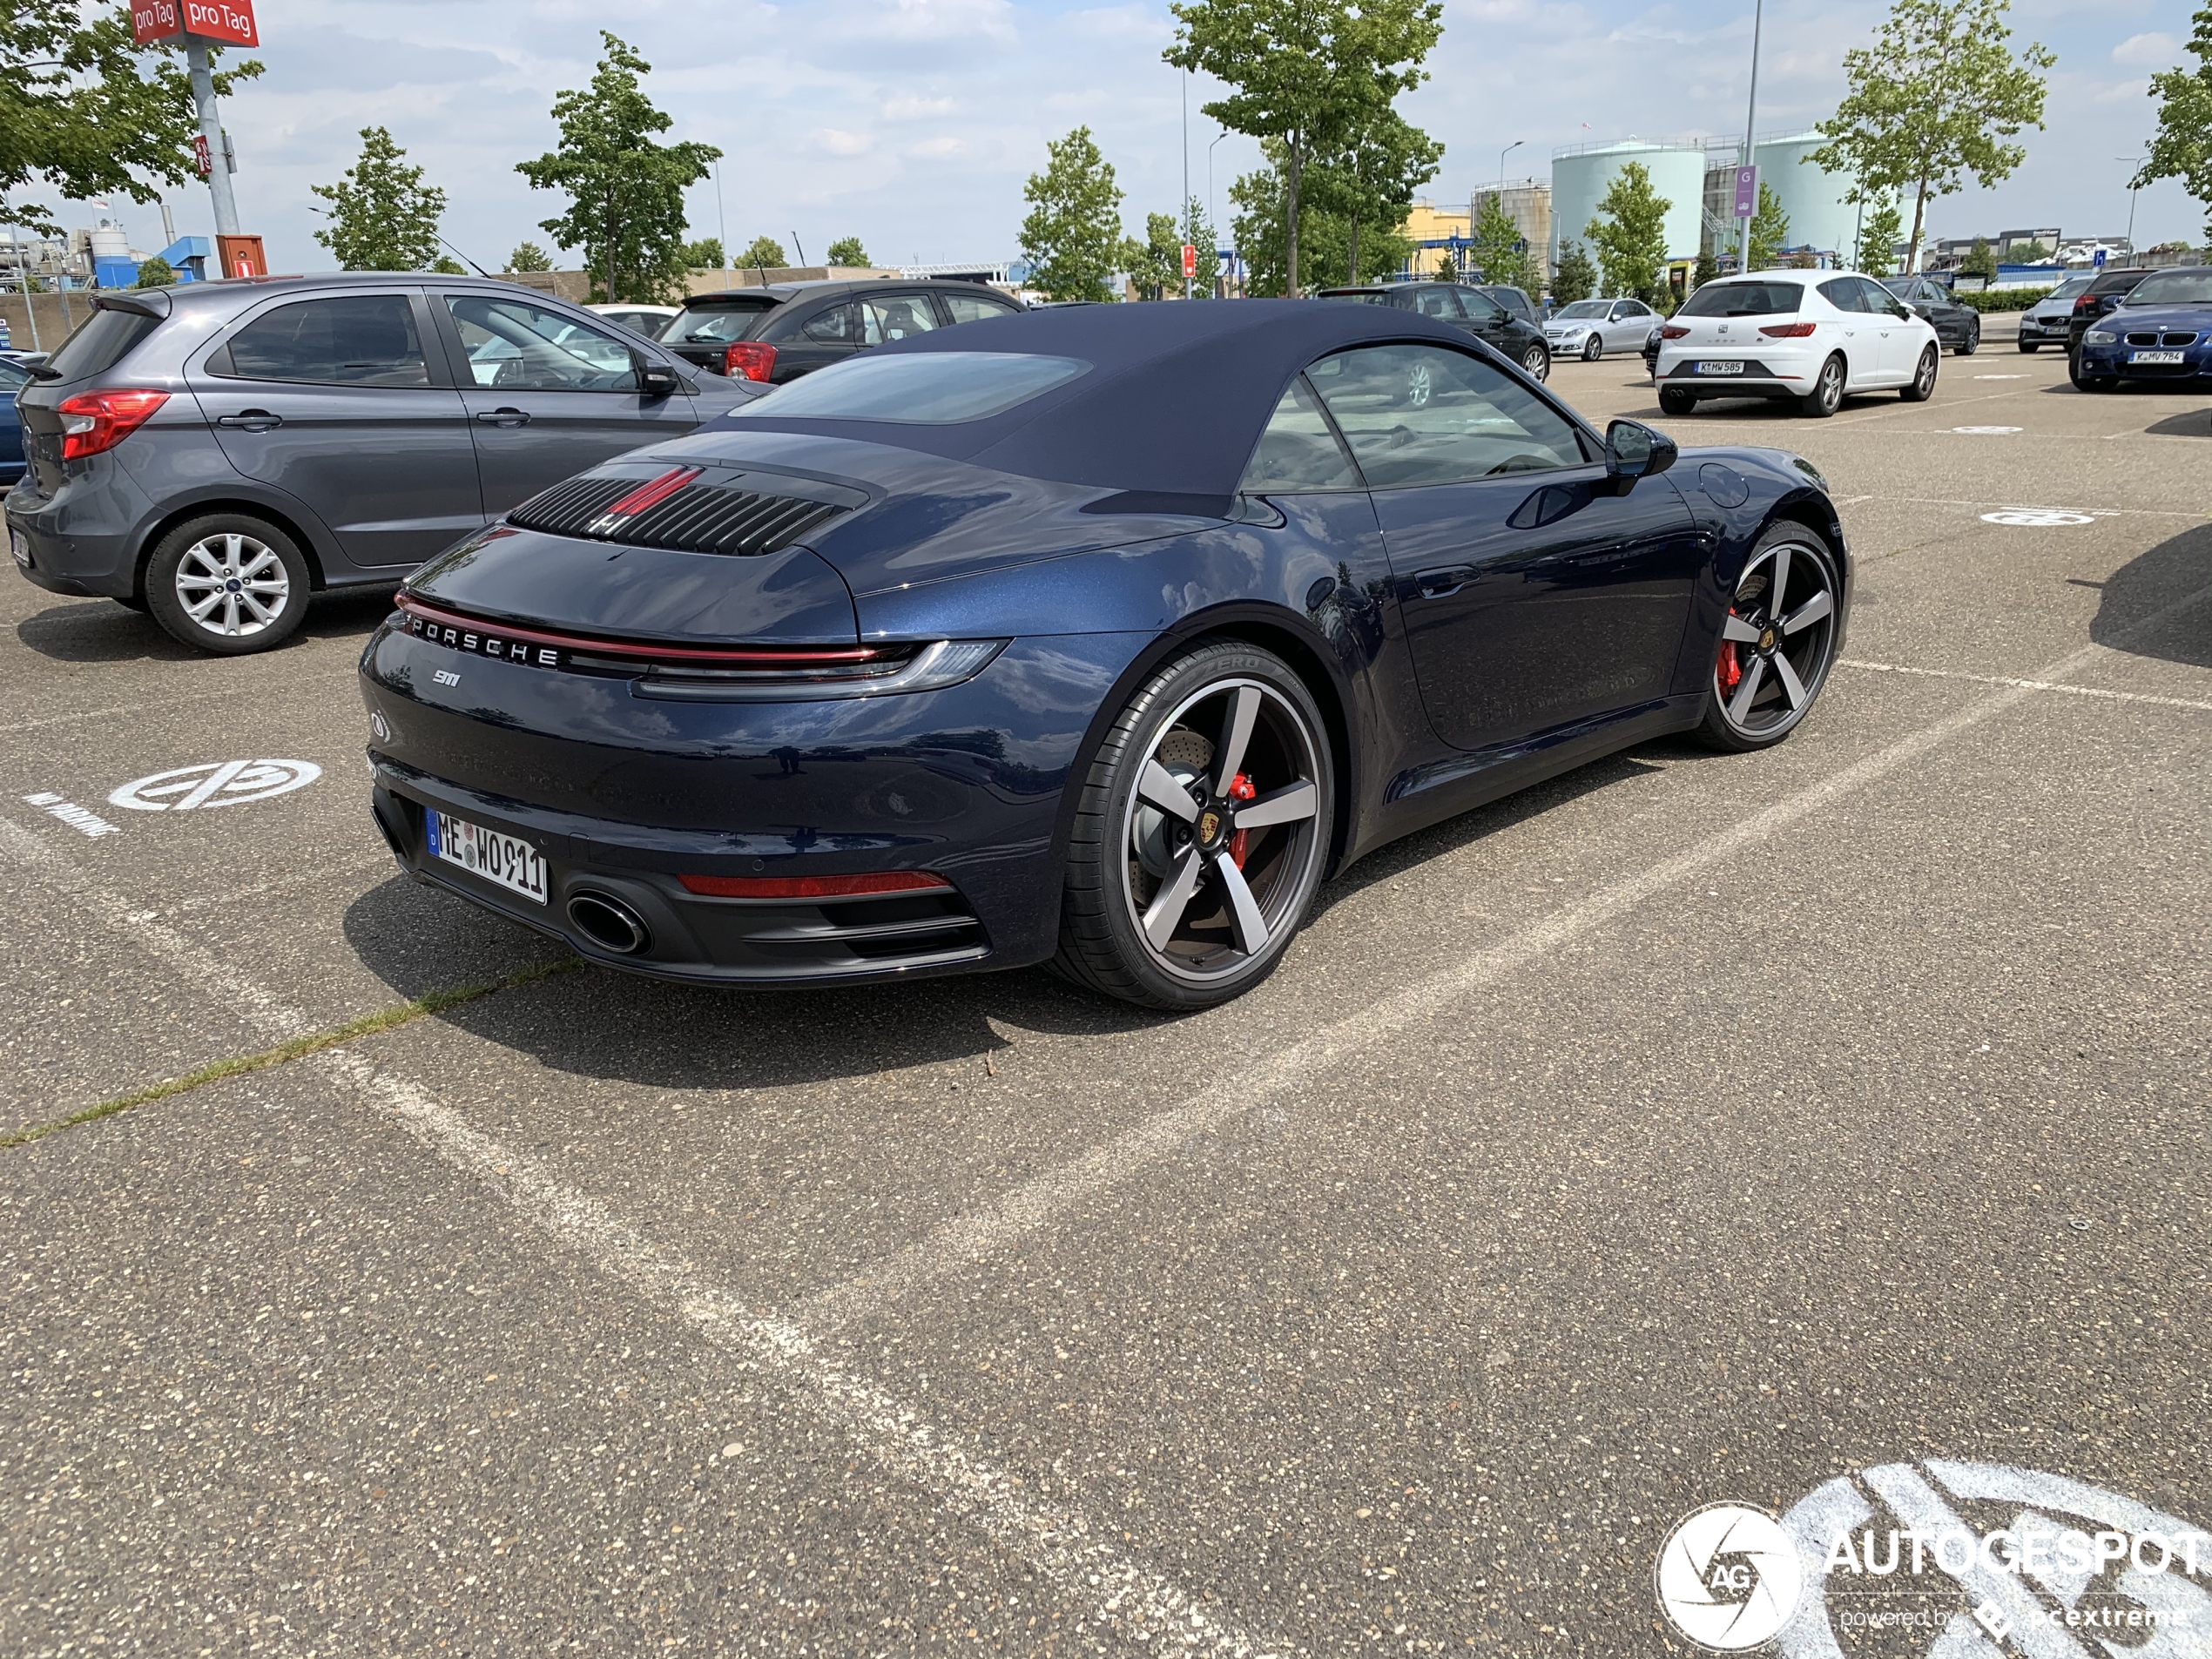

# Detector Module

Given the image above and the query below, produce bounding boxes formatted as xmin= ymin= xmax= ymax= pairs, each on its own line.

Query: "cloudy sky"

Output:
xmin=64 ymin=0 xmax=2210 ymax=270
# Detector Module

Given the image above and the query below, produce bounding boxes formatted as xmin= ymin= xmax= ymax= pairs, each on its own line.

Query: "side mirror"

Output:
xmin=637 ymin=360 xmax=682 ymax=400
xmin=1605 ymin=419 xmax=1677 ymax=491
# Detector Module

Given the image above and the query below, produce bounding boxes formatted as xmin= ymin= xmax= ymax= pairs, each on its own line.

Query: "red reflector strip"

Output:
xmin=601 ymin=466 xmax=700 ymax=518
xmin=393 ymin=593 xmax=888 ymax=665
xmin=678 ymin=871 xmax=953 ymax=900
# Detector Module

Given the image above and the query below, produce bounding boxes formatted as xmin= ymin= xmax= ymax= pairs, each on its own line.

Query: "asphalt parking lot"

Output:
xmin=4 ymin=325 xmax=2208 ymax=1656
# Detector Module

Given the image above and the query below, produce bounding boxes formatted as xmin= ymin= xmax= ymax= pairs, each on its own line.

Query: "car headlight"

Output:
xmin=2085 ymin=329 xmax=2115 ymax=344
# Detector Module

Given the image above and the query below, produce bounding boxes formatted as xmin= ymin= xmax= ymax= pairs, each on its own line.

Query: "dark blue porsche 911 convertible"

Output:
xmin=361 ymin=300 xmax=1848 ymax=1008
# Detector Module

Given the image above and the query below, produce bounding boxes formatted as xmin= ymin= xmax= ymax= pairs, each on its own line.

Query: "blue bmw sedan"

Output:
xmin=2074 ymin=266 xmax=2212 ymax=390
xmin=361 ymin=301 xmax=1849 ymax=1008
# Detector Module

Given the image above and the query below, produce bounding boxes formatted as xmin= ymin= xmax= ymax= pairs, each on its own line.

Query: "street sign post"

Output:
xmin=2093 ymin=247 xmax=2107 ymax=269
xmin=132 ymin=0 xmax=257 ymax=246
xmin=1732 ymin=166 xmax=1759 ymax=221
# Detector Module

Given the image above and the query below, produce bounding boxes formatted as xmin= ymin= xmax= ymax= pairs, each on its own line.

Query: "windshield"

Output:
xmin=2123 ymin=271 xmax=2212 ymax=306
xmin=1677 ymin=281 xmax=1803 ymax=318
xmin=2046 ymin=277 xmax=2091 ymax=302
xmin=1554 ymin=301 xmax=1608 ymax=319
xmin=673 ymin=299 xmax=780 ymax=343
xmin=732 ymin=350 xmax=1090 ymax=424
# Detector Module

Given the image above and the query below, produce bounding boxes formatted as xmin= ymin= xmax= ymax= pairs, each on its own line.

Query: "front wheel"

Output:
xmin=1658 ymin=386 xmax=1696 ymax=416
xmin=1521 ymin=344 xmax=1550 ymax=381
xmin=1581 ymin=334 xmax=1603 ymax=362
xmin=1958 ymin=322 xmax=1979 ymax=356
xmin=1698 ymin=525 xmax=1842 ymax=752
xmin=1900 ymin=345 xmax=1938 ymax=402
xmin=1798 ymin=354 xmax=1845 ymax=418
xmin=144 ymin=514 xmax=312 ymax=656
xmin=1054 ymin=642 xmax=1334 ymax=1009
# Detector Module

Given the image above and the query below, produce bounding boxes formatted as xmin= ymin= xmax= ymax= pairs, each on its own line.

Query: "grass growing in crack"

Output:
xmin=3 ymin=957 xmax=578 ymax=1150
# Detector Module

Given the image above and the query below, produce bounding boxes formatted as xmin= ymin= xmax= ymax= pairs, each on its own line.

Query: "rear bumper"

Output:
xmin=4 ymin=472 xmax=146 ymax=598
xmin=1656 ymin=354 xmax=1804 ymax=396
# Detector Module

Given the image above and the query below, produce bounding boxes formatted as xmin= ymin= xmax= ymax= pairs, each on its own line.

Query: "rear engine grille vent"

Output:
xmin=509 ymin=474 xmax=844 ymax=556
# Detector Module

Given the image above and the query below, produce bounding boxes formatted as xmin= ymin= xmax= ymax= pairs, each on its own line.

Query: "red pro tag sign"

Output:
xmin=182 ymin=0 xmax=259 ymax=45
xmin=131 ymin=0 xmax=183 ymax=44
xmin=1181 ymin=244 xmax=1197 ymax=280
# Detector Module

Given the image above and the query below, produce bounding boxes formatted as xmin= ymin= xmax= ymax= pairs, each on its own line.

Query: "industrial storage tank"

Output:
xmin=1549 ymin=141 xmax=1707 ymax=274
xmin=1750 ymin=133 xmax=1871 ymax=263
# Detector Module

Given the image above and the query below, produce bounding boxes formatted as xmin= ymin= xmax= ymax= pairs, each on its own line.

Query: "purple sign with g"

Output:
xmin=1733 ymin=165 xmax=1759 ymax=219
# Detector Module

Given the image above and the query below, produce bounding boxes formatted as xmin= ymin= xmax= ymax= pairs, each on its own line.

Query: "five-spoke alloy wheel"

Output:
xmin=1056 ymin=643 xmax=1333 ymax=1008
xmin=1698 ymin=525 xmax=1842 ymax=752
xmin=145 ymin=513 xmax=312 ymax=655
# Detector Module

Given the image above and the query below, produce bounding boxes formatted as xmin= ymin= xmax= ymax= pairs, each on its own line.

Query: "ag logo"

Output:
xmin=1657 ymin=1502 xmax=1804 ymax=1650
xmin=109 ymin=759 xmax=321 ymax=813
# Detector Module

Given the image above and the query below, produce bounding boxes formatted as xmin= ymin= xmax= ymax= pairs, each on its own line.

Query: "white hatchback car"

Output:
xmin=1653 ymin=271 xmax=1940 ymax=417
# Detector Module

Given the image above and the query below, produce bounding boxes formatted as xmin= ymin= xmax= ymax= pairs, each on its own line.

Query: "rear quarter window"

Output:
xmin=44 ymin=307 xmax=161 ymax=381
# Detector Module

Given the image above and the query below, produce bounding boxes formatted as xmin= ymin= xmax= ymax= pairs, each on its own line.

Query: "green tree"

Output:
xmin=1745 ymin=180 xmax=1791 ymax=270
xmin=1468 ymin=191 xmax=1530 ymax=290
xmin=1227 ymin=152 xmax=1413 ymax=293
xmin=1961 ymin=235 xmax=1998 ymax=279
xmin=131 ymin=253 xmax=175 ymax=287
xmin=1551 ymin=239 xmax=1596 ymax=304
xmin=2134 ymin=7 xmax=2212 ymax=242
xmin=1806 ymin=0 xmax=2054 ymax=273
xmin=1305 ymin=105 xmax=1442 ymax=285
xmin=1689 ymin=248 xmax=1719 ymax=293
xmin=738 ymin=234 xmax=786 ymax=270
xmin=2008 ymin=237 xmax=2052 ymax=263
xmin=1019 ymin=126 xmax=1128 ymax=303
xmin=2 ymin=0 xmax=261 ymax=239
xmin=678 ymin=236 xmax=724 ymax=270
xmin=309 ymin=126 xmax=447 ymax=271
xmin=1584 ymin=160 xmax=1670 ymax=300
xmin=504 ymin=241 xmax=553 ymax=273
xmin=1852 ymin=199 xmax=1902 ymax=273
xmin=430 ymin=254 xmax=468 ymax=275
xmin=516 ymin=32 xmax=721 ymax=303
xmin=1128 ymin=212 xmax=1184 ymax=300
xmin=826 ymin=235 xmax=868 ymax=266
xmin=1166 ymin=0 xmax=1443 ymax=297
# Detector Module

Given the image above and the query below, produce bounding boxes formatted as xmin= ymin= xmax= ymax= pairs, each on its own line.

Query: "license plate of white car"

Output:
xmin=2129 ymin=350 xmax=2184 ymax=364
xmin=427 ymin=809 xmax=546 ymax=903
xmin=1695 ymin=361 xmax=1745 ymax=375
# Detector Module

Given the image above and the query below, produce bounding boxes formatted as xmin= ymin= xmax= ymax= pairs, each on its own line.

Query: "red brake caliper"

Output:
xmin=1227 ymin=772 xmax=1257 ymax=868
xmin=1716 ymin=610 xmax=1743 ymax=695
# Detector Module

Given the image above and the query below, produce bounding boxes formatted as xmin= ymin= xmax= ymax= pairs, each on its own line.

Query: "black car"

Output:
xmin=2067 ymin=267 xmax=2151 ymax=378
xmin=662 ymin=278 xmax=1024 ymax=383
xmin=1881 ymin=275 xmax=1979 ymax=354
xmin=1317 ymin=282 xmax=1551 ymax=380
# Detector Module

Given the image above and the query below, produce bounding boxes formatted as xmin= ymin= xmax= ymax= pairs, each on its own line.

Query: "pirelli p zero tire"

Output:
xmin=144 ymin=513 xmax=312 ymax=656
xmin=1698 ymin=523 xmax=1841 ymax=754
xmin=1054 ymin=641 xmax=1334 ymax=1010
xmin=1658 ymin=386 xmax=1696 ymax=416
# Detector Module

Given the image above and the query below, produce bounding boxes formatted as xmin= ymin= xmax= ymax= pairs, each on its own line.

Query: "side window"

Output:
xmin=1240 ymin=376 xmax=1361 ymax=493
xmin=941 ymin=293 xmax=1018 ymax=325
xmin=1408 ymin=287 xmax=1464 ymax=320
xmin=802 ymin=303 xmax=863 ymax=345
xmin=861 ymin=293 xmax=940 ymax=345
xmin=1858 ymin=277 xmax=1905 ymax=314
xmin=1817 ymin=278 xmax=1866 ymax=314
xmin=444 ymin=296 xmax=638 ymax=391
xmin=1306 ymin=344 xmax=1587 ymax=489
xmin=1458 ymin=288 xmax=1507 ymax=323
xmin=216 ymin=294 xmax=429 ymax=387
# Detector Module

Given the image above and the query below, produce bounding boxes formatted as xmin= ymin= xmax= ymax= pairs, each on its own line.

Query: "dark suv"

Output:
xmin=5 ymin=274 xmax=757 ymax=654
xmin=1316 ymin=281 xmax=1551 ymax=379
xmin=662 ymin=277 xmax=1024 ymax=383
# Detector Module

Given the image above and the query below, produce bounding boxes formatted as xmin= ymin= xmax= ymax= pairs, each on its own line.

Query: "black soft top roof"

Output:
xmin=706 ymin=299 xmax=1500 ymax=502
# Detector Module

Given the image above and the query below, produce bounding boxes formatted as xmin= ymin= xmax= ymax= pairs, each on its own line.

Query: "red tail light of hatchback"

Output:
xmin=57 ymin=388 xmax=170 ymax=459
xmin=723 ymin=341 xmax=778 ymax=381
xmin=1760 ymin=322 xmax=1818 ymax=338
xmin=1660 ymin=324 xmax=1690 ymax=340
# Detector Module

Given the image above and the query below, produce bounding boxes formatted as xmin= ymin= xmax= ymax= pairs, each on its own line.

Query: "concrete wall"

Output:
xmin=1551 ymin=144 xmax=1707 ymax=269
xmin=0 ymin=291 xmax=101 ymax=354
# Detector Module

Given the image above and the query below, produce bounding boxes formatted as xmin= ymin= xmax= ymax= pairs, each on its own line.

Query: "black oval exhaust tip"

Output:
xmin=567 ymin=891 xmax=651 ymax=955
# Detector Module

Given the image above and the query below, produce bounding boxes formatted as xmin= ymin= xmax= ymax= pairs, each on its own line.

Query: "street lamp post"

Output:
xmin=2117 ymin=157 xmax=2143 ymax=258
xmin=1182 ymin=71 xmax=1192 ymax=300
xmin=1737 ymin=0 xmax=1764 ymax=273
xmin=1208 ymin=131 xmax=1230 ymax=296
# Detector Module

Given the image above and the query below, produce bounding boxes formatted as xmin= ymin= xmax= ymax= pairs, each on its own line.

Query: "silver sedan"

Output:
xmin=1543 ymin=297 xmax=1659 ymax=361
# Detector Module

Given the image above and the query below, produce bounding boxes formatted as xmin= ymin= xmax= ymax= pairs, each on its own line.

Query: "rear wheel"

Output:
xmin=1900 ymin=345 xmax=1938 ymax=401
xmin=1658 ymin=387 xmax=1696 ymax=416
xmin=1581 ymin=334 xmax=1603 ymax=361
xmin=144 ymin=514 xmax=311 ymax=656
xmin=1958 ymin=320 xmax=1979 ymax=355
xmin=1698 ymin=525 xmax=1841 ymax=752
xmin=1798 ymin=354 xmax=1845 ymax=418
xmin=1054 ymin=642 xmax=1334 ymax=1010
xmin=1521 ymin=343 xmax=1550 ymax=381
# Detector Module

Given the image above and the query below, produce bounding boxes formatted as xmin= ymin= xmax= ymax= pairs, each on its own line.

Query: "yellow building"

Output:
xmin=1401 ymin=200 xmax=1471 ymax=278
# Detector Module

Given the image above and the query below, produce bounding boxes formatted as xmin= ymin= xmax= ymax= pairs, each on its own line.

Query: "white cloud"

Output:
xmin=2110 ymin=31 xmax=2180 ymax=65
xmin=821 ymin=129 xmax=875 ymax=156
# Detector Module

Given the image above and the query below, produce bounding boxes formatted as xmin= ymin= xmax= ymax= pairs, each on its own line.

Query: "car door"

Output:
xmin=1393 ymin=286 xmax=1468 ymax=333
xmin=773 ymin=299 xmax=865 ymax=382
xmin=1306 ymin=342 xmax=1701 ymax=752
xmin=435 ymin=292 xmax=702 ymax=516
xmin=1815 ymin=278 xmax=1880 ymax=388
xmin=1860 ymin=277 xmax=1919 ymax=379
xmin=1452 ymin=287 xmax=1520 ymax=354
xmin=192 ymin=287 xmax=482 ymax=568
xmin=860 ymin=292 xmax=943 ymax=350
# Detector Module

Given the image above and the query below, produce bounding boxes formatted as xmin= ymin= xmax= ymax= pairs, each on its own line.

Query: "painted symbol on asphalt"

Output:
xmin=1770 ymin=1459 xmax=2212 ymax=1658
xmin=1982 ymin=508 xmax=2094 ymax=526
xmin=107 ymin=759 xmax=322 ymax=813
xmin=1656 ymin=1502 xmax=1804 ymax=1650
xmin=1972 ymin=374 xmax=2028 ymax=380
xmin=1953 ymin=426 xmax=2025 ymax=435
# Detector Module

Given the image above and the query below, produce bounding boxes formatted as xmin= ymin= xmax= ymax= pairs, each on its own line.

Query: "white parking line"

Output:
xmin=1831 ymin=494 xmax=2202 ymax=519
xmin=0 ymin=816 xmax=1285 ymax=1659
xmin=1838 ymin=658 xmax=2212 ymax=713
xmin=799 ymin=584 xmax=2212 ymax=1336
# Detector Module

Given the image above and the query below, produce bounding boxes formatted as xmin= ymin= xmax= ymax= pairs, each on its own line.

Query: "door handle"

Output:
xmin=215 ymin=409 xmax=281 ymax=430
xmin=1413 ymin=564 xmax=1477 ymax=599
xmin=475 ymin=408 xmax=531 ymax=427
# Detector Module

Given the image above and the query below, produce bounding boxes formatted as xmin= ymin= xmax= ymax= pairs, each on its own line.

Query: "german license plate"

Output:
xmin=1695 ymin=361 xmax=1745 ymax=375
xmin=2129 ymin=350 xmax=2184 ymax=364
xmin=427 ymin=809 xmax=546 ymax=904
xmin=8 ymin=526 xmax=27 ymax=569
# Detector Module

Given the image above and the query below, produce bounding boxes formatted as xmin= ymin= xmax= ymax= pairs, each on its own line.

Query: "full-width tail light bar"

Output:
xmin=1760 ymin=321 xmax=1818 ymax=338
xmin=57 ymin=388 xmax=169 ymax=459
xmin=723 ymin=341 xmax=778 ymax=381
xmin=678 ymin=871 xmax=952 ymax=900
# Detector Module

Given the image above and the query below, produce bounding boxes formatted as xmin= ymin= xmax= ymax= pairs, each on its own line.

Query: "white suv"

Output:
xmin=1654 ymin=271 xmax=1940 ymax=417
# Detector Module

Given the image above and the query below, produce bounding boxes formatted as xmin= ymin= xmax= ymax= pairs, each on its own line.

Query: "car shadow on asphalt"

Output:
xmin=2080 ymin=523 xmax=2212 ymax=671
xmin=11 ymin=587 xmax=396 ymax=664
xmin=2142 ymin=408 xmax=2211 ymax=438
xmin=335 ymin=742 xmax=1682 ymax=1093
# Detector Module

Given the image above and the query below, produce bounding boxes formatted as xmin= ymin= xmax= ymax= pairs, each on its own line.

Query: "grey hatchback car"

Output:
xmin=5 ymin=273 xmax=760 ymax=654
